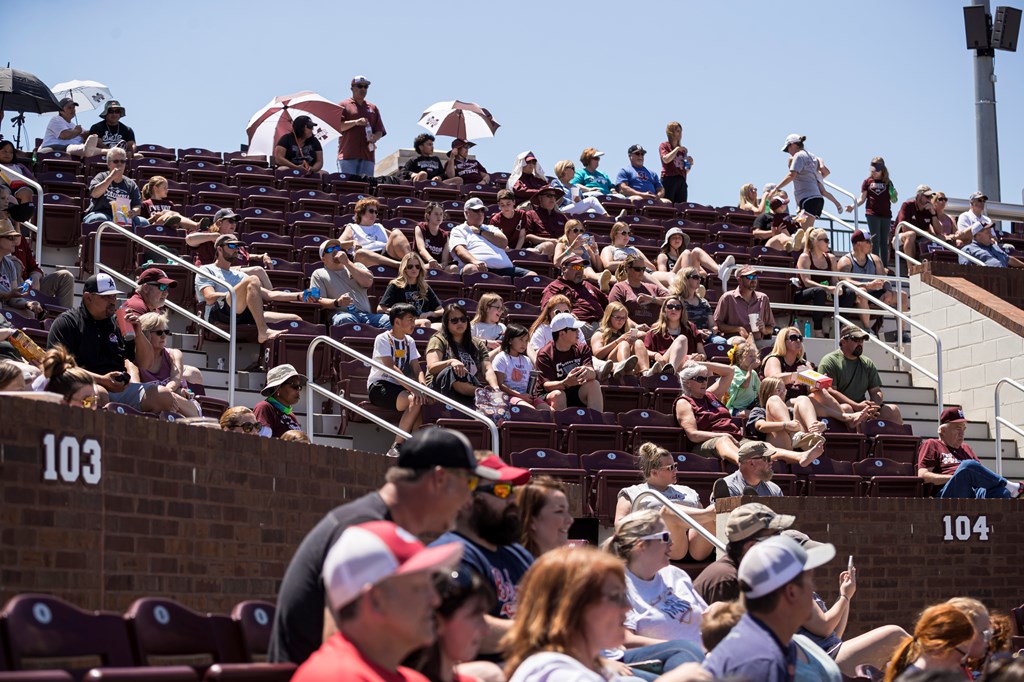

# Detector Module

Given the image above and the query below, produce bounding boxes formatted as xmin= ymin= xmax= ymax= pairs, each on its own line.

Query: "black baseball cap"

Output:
xmin=397 ymin=429 xmax=500 ymax=480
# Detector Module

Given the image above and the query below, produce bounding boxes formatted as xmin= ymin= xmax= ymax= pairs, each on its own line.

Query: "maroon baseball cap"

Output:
xmin=769 ymin=196 xmax=787 ymax=210
xmin=850 ymin=229 xmax=870 ymax=245
xmin=524 ymin=152 xmax=537 ymax=163
xmin=940 ymin=407 xmax=967 ymax=424
xmin=562 ymin=254 xmax=586 ymax=266
xmin=136 ymin=268 xmax=177 ymax=287
xmin=450 ymin=138 xmax=475 ymax=150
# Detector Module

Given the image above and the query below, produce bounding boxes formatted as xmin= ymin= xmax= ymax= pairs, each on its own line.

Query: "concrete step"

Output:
xmin=882 ymin=386 xmax=937 ymax=404
xmin=967 ymin=438 xmax=1018 ymax=461
xmin=904 ymin=417 xmax=989 ymax=439
xmin=978 ymin=455 xmax=1024 ymax=478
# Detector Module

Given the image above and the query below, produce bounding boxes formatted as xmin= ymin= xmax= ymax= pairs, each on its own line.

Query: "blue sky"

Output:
xmin=8 ymin=0 xmax=1023 ymax=210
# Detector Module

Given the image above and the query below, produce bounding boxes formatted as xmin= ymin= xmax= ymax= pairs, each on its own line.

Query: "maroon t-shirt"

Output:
xmin=336 ymin=98 xmax=385 ymax=162
xmin=451 ymin=157 xmax=487 ymax=184
xmin=659 ymin=141 xmax=687 ymax=178
xmin=644 ymin=322 xmax=700 ymax=355
xmin=513 ymin=174 xmax=547 ymax=203
xmin=917 ymin=438 xmax=979 ymax=476
xmin=142 ymin=198 xmax=175 ymax=218
xmin=860 ymin=178 xmax=893 ymax=218
xmin=253 ymin=400 xmax=302 ymax=438
xmin=893 ymin=199 xmax=936 ymax=239
xmin=679 ymin=395 xmax=742 ymax=438
xmin=534 ymin=341 xmax=594 ymax=382
xmin=531 ymin=207 xmax=566 ymax=239
xmin=123 ymin=292 xmax=157 ymax=316
xmin=489 ymin=209 xmax=542 ymax=244
xmin=417 ymin=222 xmax=449 ymax=261
xmin=540 ymin=279 xmax=607 ymax=323
xmin=608 ymin=281 xmax=669 ymax=328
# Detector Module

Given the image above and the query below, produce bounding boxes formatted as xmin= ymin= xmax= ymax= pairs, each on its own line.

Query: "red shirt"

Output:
xmin=659 ymin=141 xmax=687 ymax=178
xmin=535 ymin=341 xmax=594 ymax=381
xmin=416 ymin=222 xmax=448 ymax=261
xmin=540 ymin=278 xmax=607 ymax=323
xmin=142 ymin=198 xmax=175 ymax=218
xmin=513 ymin=174 xmax=547 ymax=202
xmin=123 ymin=292 xmax=156 ymax=316
xmin=860 ymin=178 xmax=893 ymax=218
xmin=531 ymin=206 xmax=566 ymax=239
xmin=679 ymin=395 xmax=742 ymax=438
xmin=292 ymin=632 xmax=429 ymax=682
xmin=489 ymin=209 xmax=542 ymax=244
xmin=254 ymin=399 xmax=302 ymax=438
xmin=337 ymin=98 xmax=386 ymax=162
xmin=450 ymin=157 xmax=487 ymax=184
xmin=608 ymin=281 xmax=669 ymax=328
xmin=893 ymin=199 xmax=937 ymax=239
xmin=644 ymin=322 xmax=700 ymax=355
xmin=917 ymin=438 xmax=980 ymax=476
xmin=11 ymin=236 xmax=41 ymax=276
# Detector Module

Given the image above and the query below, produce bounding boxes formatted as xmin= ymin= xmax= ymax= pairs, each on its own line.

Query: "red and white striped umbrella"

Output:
xmin=417 ymin=100 xmax=500 ymax=140
xmin=246 ymin=91 xmax=345 ymax=157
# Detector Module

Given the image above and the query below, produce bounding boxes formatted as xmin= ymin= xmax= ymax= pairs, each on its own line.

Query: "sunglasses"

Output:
xmin=324 ymin=245 xmax=342 ymax=254
xmin=568 ymin=264 xmax=584 ymax=271
xmin=639 ymin=531 xmax=672 ymax=543
xmin=406 ymin=264 xmax=421 ymax=270
xmin=619 ymin=231 xmax=632 ymax=236
xmin=80 ymin=395 xmax=97 ymax=409
xmin=665 ymin=303 xmax=683 ymax=310
xmin=364 ymin=208 xmax=378 ymax=214
xmin=450 ymin=470 xmax=480 ymax=492
xmin=222 ymin=243 xmax=240 ymax=250
xmin=689 ymin=375 xmax=709 ymax=384
xmin=234 ymin=421 xmax=260 ymax=433
xmin=149 ymin=329 xmax=172 ymax=337
xmin=0 ymin=235 xmax=20 ymax=241
xmin=656 ymin=463 xmax=677 ymax=471
xmin=570 ymin=228 xmax=584 ymax=233
xmin=147 ymin=283 xmax=170 ymax=291
xmin=787 ymin=334 xmax=803 ymax=342
xmin=741 ymin=274 xmax=758 ymax=280
xmin=477 ymin=482 xmax=514 ymax=499
xmin=284 ymin=381 xmax=306 ymax=390
xmin=354 ymin=84 xmax=369 ymax=89
xmin=686 ymin=274 xmax=702 ymax=280
xmin=449 ymin=316 xmax=468 ymax=324
xmin=843 ymin=335 xmax=868 ymax=343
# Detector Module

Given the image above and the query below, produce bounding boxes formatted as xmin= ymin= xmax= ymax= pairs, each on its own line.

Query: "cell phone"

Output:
xmin=848 ymin=555 xmax=854 ymax=572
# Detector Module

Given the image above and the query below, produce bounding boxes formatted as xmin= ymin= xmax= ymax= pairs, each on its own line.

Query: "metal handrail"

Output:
xmin=0 ymin=163 xmax=44 ymax=267
xmin=820 ymin=210 xmax=856 ymax=232
xmin=834 ymin=281 xmax=943 ymax=428
xmin=306 ymin=335 xmax=499 ymax=451
xmin=993 ymin=378 xmax=1024 ymax=477
xmin=93 ymin=221 xmax=238 ymax=405
xmin=824 ymin=179 xmax=858 ymax=233
xmin=631 ymin=489 xmax=725 ymax=552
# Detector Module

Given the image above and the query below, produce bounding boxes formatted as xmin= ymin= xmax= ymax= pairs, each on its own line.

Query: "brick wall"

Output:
xmin=717 ymin=497 xmax=1024 ymax=638
xmin=0 ymin=395 xmax=389 ymax=614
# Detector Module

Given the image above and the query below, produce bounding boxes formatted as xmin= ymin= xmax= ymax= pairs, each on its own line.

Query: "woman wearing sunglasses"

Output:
xmin=643 ymin=296 xmax=703 ymax=376
xmin=554 ymin=220 xmax=611 ymax=291
xmin=377 ymin=253 xmax=444 ymax=327
xmin=672 ymin=266 xmax=727 ymax=346
xmin=40 ymin=346 xmax=98 ymax=409
xmin=526 ymin=295 xmax=585 ymax=364
xmin=794 ymin=228 xmax=857 ymax=338
xmin=425 ymin=304 xmax=498 ymax=409
xmin=254 ymin=364 xmax=306 ymax=438
xmin=600 ymin=222 xmax=674 ymax=288
xmin=219 ymin=406 xmax=261 ymax=434
xmin=609 ymin=254 xmax=671 ymax=329
xmin=338 ymin=197 xmax=412 ymax=270
xmin=126 ymin=312 xmax=201 ymax=418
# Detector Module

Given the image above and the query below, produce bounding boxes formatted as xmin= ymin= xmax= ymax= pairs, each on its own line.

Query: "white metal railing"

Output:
xmin=306 ymin=335 xmax=499 ymax=451
xmin=631 ymin=489 xmax=726 ymax=551
xmin=834 ymin=281 xmax=943 ymax=428
xmin=0 ymin=163 xmax=44 ymax=267
xmin=824 ymin=179 xmax=858 ymax=234
xmin=993 ymin=378 xmax=1024 ymax=477
xmin=93 ymin=221 xmax=238 ymax=404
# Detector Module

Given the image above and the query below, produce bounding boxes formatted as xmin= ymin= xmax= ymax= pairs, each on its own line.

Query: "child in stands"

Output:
xmin=367 ymin=303 xmax=426 ymax=458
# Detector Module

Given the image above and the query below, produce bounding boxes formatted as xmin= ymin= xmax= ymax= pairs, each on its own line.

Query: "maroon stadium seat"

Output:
xmin=39 ymin=193 xmax=82 ymax=249
xmin=861 ymin=419 xmax=920 ymax=464
xmin=853 ymin=457 xmax=924 ymax=497
xmin=177 ymin=147 xmax=222 ymax=164
xmin=136 ymin=143 xmax=177 ymax=162
xmin=133 ymin=157 xmax=180 ymax=183
xmin=580 ymin=449 xmax=639 ymax=524
xmin=500 ymin=404 xmax=558 ymax=454
xmin=241 ymin=187 xmax=290 ymax=213
xmin=265 ymin=319 xmax=329 ymax=382
xmin=285 ymin=211 xmax=334 ymax=238
xmin=555 ymin=408 xmax=623 ymax=455
xmin=509 ymin=448 xmax=589 ymax=515
xmin=35 ymin=150 xmax=81 ymax=174
xmin=275 ymin=168 xmax=321 ymax=193
xmin=192 ymin=182 xmax=240 ymax=209
xmin=792 ymin=456 xmax=862 ymax=497
xmin=227 ymin=165 xmax=274 ymax=189
xmin=670 ymin=452 xmax=724 ymax=505
xmin=639 ymin=373 xmax=681 ymax=413
xmin=229 ymin=602 xmax=275 ymax=663
xmin=325 ymin=173 xmax=369 ymax=195
xmin=180 ymin=161 xmax=227 ymax=185
xmin=237 ymin=208 xmax=285 ymax=235
xmin=291 ymin=190 xmax=339 ymax=217
xmin=618 ymin=408 xmax=687 ymax=453
xmin=461 ymin=272 xmax=514 ymax=299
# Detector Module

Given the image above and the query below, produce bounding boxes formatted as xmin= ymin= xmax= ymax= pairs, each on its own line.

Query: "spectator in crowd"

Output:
xmin=139 ymin=176 xmax=200 ymax=230
xmin=0 ymin=189 xmax=72 ymax=309
xmin=186 ymin=209 xmax=272 ymax=279
xmin=711 ymin=441 xmax=787 ymax=501
xmin=280 ymin=429 xmax=310 ymax=443
xmin=0 ymin=221 xmax=43 ymax=317
xmin=403 ymin=133 xmax=458 ymax=184
xmin=672 ymin=266 xmax=726 ymax=345
xmin=610 ymin=254 xmax=672 ymax=328
xmin=702 ymin=534 xmax=836 ymax=681
xmin=644 ymin=296 xmax=702 ymax=374
xmin=772 ymin=133 xmax=842 ymax=229
xmin=195 ymin=234 xmax=298 ymax=342
xmin=956 ymin=191 xmax=994 ymax=243
xmin=47 ymin=273 xmax=176 ymax=413
xmin=219 ymin=405 xmax=261 ymax=434
xmin=600 ymin=222 xmax=675 ymax=288
xmin=929 ymin=192 xmax=958 ymax=245
xmin=738 ymin=183 xmax=760 ymax=212
xmin=88 ymin=100 xmax=137 ymax=155
xmin=674 ymin=361 xmax=741 ymax=464
xmin=39 ymin=346 xmax=98 ymax=408
xmin=614 ymin=443 xmax=716 ymax=562
xmin=0 ymin=359 xmax=27 ymax=391
xmin=693 ymin=503 xmax=793 ymax=604
xmin=960 ymin=220 xmax=1023 ymax=268
xmin=126 ymin=312 xmax=201 ymax=417
xmin=917 ymin=406 xmax=1023 ymax=499
xmin=0 ymin=141 xmax=36 ymax=207
xmin=725 ymin=335 xmax=762 ymax=418
xmin=660 ymin=122 xmax=693 ymax=204
xmin=615 ymin=144 xmax=672 ymax=205
xmin=550 ymin=160 xmax=607 ymax=215
xmin=746 ymin=376 xmax=826 ymax=455
xmin=449 ymin=198 xmax=533 ymax=277
xmin=368 ymin=303 xmax=427 ymax=457
xmin=752 ymin=196 xmax=803 ymax=252
xmin=846 ymin=157 xmax=897 ymax=264
xmin=590 ymin=301 xmax=644 ymax=379
xmin=425 ymin=303 xmax=498 ymax=408
xmin=431 ymin=455 xmax=532 ymax=655
xmin=712 ymin=264 xmax=775 ymax=340
xmin=508 ymin=151 xmax=549 ymax=203
xmin=837 ymin=229 xmax=907 ymax=332
xmin=893 ymin=185 xmax=943 ymax=261
xmin=527 ymin=294 xmax=586 ymax=362
xmin=84 ymin=147 xmax=148 ymax=227
xmin=339 ymin=197 xmax=413 ymax=269
xmin=884 ymin=604 xmax=976 ymax=681
xmin=490 ymin=188 xmax=555 ymax=257
xmin=255 ymin=364 xmax=305 ymax=437
xmin=658 ymin=227 xmax=720 ymax=280
xmin=414 ymin=202 xmax=458 ymax=273
xmin=336 ymin=75 xmax=385 ymax=176
xmin=947 ymin=597 xmax=993 ymax=678
xmin=794 ymin=228 xmax=856 ymax=339
xmin=274 ymin=115 xmax=323 ymax=174
xmin=312 ymin=237 xmax=389 ymax=328
xmin=515 ymin=476 xmax=572 ymax=558
xmin=572 ymin=147 xmax=621 ymax=197
xmin=269 ymin=428 xmax=494 ymax=664
xmin=377 ymin=253 xmax=443 ymax=326
xmin=493 ymin=323 xmax=550 ymax=411
xmin=445 ymin=139 xmax=490 ymax=185
xmin=535 ymin=312 xmax=604 ymax=412
xmin=529 ymin=185 xmax=568 ymax=239
xmin=291 ymin=520 xmax=462 ymax=682
xmin=38 ymin=97 xmax=100 ymax=157
xmin=471 ymin=292 xmax=507 ymax=352
xmin=553 ymin=219 xmax=610 ymax=290
xmin=819 ymin=324 xmax=903 ymax=425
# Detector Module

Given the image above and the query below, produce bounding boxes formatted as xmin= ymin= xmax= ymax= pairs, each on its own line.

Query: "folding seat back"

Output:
xmin=241 ymin=186 xmax=291 ymax=212
xmin=555 ymin=408 xmax=624 ymax=454
xmin=228 ymin=164 xmax=275 ymax=189
xmin=291 ymin=190 xmax=340 ymax=217
xmin=670 ymin=452 xmax=724 ymax=504
xmin=325 ymin=173 xmax=369 ymax=195
xmin=136 ymin=143 xmax=177 ymax=161
xmin=177 ymin=148 xmax=222 ymax=164
xmin=441 ymin=297 xmax=478 ymax=316
xmin=618 ymin=409 xmax=685 ymax=453
xmin=388 ymin=196 xmax=428 ymax=219
xmin=461 ymin=272 xmax=514 ymax=299
xmin=580 ymin=449 xmax=639 ymax=524
xmin=639 ymin=373 xmax=681 ymax=413
xmin=500 ymin=404 xmax=558 ymax=454
xmin=637 ymin=197 xmax=677 ymax=220
xmin=509 ymin=448 xmax=589 ymax=516
xmin=237 ymin=207 xmax=286 ymax=235
xmin=180 ymin=161 xmax=227 ymax=185
xmin=853 ymin=457 xmax=923 ymax=497
xmin=504 ymin=300 xmax=541 ymax=325
xmin=132 ymin=157 xmax=180 ymax=182
xmin=861 ymin=419 xmax=920 ymax=464
xmin=792 ymin=456 xmax=861 ymax=496
xmin=229 ymin=602 xmax=275 ymax=663
xmin=40 ymin=192 xmax=83 ymax=248
xmin=266 ymin=320 xmax=328 ymax=381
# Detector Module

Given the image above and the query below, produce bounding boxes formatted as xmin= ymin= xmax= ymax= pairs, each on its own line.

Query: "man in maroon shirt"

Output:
xmin=336 ymin=76 xmax=385 ymax=177
xmin=488 ymin=189 xmax=554 ymax=257
xmin=540 ymin=255 xmax=608 ymax=336
xmin=917 ymin=406 xmax=1022 ymax=499
xmin=445 ymin=139 xmax=490 ymax=185
xmin=530 ymin=185 xmax=568 ymax=239
xmin=892 ymin=185 xmax=942 ymax=261
xmin=534 ymin=312 xmax=603 ymax=411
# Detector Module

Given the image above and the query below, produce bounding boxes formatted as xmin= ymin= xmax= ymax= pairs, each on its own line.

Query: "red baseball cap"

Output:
xmin=476 ymin=455 xmax=531 ymax=485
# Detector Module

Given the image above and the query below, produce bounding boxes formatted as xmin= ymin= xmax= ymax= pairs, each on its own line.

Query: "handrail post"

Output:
xmin=631 ymin=489 xmax=725 ymax=552
xmin=992 ymin=378 xmax=1024 ymax=477
xmin=824 ymin=179 xmax=858 ymax=234
xmin=0 ymin=163 xmax=44 ymax=268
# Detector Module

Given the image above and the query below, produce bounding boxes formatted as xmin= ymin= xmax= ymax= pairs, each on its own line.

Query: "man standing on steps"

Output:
xmin=336 ymin=76 xmax=385 ymax=176
xmin=818 ymin=324 xmax=902 ymax=427
xmin=917 ymin=406 xmax=1023 ymax=499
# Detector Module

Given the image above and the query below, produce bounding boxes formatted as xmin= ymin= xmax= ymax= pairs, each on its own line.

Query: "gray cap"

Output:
xmin=726 ymin=502 xmax=795 ymax=543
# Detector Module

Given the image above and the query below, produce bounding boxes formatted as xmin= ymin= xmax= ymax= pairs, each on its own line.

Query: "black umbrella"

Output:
xmin=0 ymin=67 xmax=61 ymax=114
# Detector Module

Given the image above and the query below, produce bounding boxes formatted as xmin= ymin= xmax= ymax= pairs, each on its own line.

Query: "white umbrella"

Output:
xmin=51 ymin=79 xmax=113 ymax=114
xmin=417 ymin=100 xmax=500 ymax=140
xmin=246 ymin=91 xmax=345 ymax=157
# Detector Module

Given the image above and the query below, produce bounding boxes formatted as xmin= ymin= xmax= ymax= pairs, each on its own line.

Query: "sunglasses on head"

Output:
xmin=639 ymin=531 xmax=672 ymax=543
xmin=477 ymin=482 xmax=514 ymax=499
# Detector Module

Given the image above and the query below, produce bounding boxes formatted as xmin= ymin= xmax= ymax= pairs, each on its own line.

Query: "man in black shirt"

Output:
xmin=46 ymin=273 xmax=175 ymax=413
xmin=87 ymin=100 xmax=137 ymax=156
xmin=403 ymin=133 xmax=462 ymax=185
xmin=267 ymin=428 xmax=501 ymax=665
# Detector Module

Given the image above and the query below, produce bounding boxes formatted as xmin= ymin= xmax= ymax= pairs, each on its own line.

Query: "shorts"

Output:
xmin=799 ymin=196 xmax=825 ymax=218
xmin=209 ymin=300 xmax=256 ymax=326
xmin=490 ymin=265 xmax=534 ymax=278
xmin=107 ymin=382 xmax=148 ymax=411
xmin=697 ymin=436 xmax=726 ymax=457
xmin=368 ymin=381 xmax=406 ymax=410
xmin=510 ymin=395 xmax=549 ymax=409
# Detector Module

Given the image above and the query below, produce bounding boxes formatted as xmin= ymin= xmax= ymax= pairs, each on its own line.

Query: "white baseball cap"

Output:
xmin=550 ymin=311 xmax=584 ymax=333
xmin=322 ymin=521 xmax=463 ymax=612
xmin=781 ymin=133 xmax=805 ymax=151
xmin=738 ymin=534 xmax=835 ymax=599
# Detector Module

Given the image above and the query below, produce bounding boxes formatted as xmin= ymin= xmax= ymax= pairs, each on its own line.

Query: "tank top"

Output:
xmin=766 ymin=353 xmax=810 ymax=400
xmin=803 ymin=253 xmax=835 ymax=290
xmin=140 ymin=348 xmax=173 ymax=383
xmin=664 ymin=250 xmax=679 ymax=270
xmin=677 ymin=395 xmax=741 ymax=436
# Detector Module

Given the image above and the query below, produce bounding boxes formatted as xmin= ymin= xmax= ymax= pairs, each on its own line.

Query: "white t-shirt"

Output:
xmin=41 ymin=115 xmax=82 ymax=149
xmin=347 ymin=222 xmax=389 ymax=253
xmin=473 ymin=321 xmax=506 ymax=341
xmin=508 ymin=652 xmax=616 ymax=682
xmin=448 ymin=223 xmax=514 ymax=270
xmin=529 ymin=324 xmax=585 ymax=353
xmin=618 ymin=483 xmax=702 ymax=510
xmin=624 ymin=566 xmax=708 ymax=643
xmin=957 ymin=210 xmax=992 ymax=234
xmin=367 ymin=331 xmax=420 ymax=386
xmin=493 ymin=351 xmax=535 ymax=393
xmin=194 ymin=264 xmax=246 ymax=319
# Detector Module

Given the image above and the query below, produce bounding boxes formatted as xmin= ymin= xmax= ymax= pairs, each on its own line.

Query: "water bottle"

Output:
xmin=365 ymin=124 xmax=375 ymax=153
xmin=303 ymin=286 xmax=321 ymax=302
xmin=804 ymin=321 xmax=812 ymax=339
xmin=115 ymin=305 xmax=135 ymax=341
xmin=16 ymin=279 xmax=32 ymax=295
xmin=217 ymin=357 xmax=225 ymax=371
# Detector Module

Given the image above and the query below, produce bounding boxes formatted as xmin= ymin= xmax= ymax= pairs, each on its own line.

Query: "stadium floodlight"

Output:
xmin=992 ymin=6 xmax=1021 ymax=51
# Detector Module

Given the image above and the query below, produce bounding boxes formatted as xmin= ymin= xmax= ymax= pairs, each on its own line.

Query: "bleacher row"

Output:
xmin=0 ymin=593 xmax=290 ymax=681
